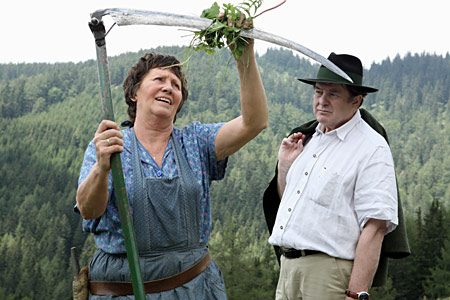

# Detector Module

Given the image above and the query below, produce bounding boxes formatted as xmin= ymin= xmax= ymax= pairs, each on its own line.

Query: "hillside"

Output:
xmin=0 ymin=47 xmax=449 ymax=299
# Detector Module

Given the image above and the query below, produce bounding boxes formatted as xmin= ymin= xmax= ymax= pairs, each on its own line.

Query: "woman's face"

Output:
xmin=133 ymin=67 xmax=183 ymax=122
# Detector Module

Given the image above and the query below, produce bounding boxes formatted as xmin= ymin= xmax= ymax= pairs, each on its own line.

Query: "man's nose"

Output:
xmin=318 ymin=94 xmax=328 ymax=105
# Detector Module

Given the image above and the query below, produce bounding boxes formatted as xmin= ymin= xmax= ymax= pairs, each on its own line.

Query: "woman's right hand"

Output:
xmin=94 ymin=120 xmax=124 ymax=172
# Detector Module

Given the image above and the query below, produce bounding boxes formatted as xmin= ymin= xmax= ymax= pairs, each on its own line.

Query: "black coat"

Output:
xmin=262 ymin=108 xmax=411 ymax=287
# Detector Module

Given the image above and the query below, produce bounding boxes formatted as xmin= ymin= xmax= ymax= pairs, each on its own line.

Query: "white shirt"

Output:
xmin=268 ymin=110 xmax=398 ymax=260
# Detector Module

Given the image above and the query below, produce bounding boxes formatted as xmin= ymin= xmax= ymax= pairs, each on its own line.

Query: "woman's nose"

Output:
xmin=162 ymin=83 xmax=172 ymax=93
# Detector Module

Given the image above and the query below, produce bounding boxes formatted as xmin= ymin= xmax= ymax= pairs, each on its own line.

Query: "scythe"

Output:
xmin=91 ymin=8 xmax=352 ymax=82
xmin=87 ymin=7 xmax=352 ymax=299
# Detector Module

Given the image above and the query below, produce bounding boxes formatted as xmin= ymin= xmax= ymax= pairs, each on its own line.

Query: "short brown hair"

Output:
xmin=346 ymin=85 xmax=367 ymax=107
xmin=123 ymin=52 xmax=188 ymax=123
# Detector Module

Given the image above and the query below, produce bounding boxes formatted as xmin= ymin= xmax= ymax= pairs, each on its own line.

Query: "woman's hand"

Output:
xmin=94 ymin=120 xmax=124 ymax=173
xmin=218 ymin=10 xmax=254 ymax=59
xmin=218 ymin=11 xmax=253 ymax=29
xmin=76 ymin=120 xmax=123 ymax=220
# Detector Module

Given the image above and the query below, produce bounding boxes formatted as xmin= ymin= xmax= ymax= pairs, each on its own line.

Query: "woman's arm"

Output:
xmin=215 ymin=39 xmax=268 ymax=161
xmin=76 ymin=120 xmax=124 ymax=219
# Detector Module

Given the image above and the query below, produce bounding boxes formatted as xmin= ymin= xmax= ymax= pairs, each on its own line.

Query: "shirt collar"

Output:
xmin=315 ymin=109 xmax=361 ymax=141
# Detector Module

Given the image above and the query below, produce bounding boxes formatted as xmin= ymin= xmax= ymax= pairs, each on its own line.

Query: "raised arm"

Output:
xmin=215 ymin=39 xmax=268 ymax=161
xmin=76 ymin=120 xmax=124 ymax=220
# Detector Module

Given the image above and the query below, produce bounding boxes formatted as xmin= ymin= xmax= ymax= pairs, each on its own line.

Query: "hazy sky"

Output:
xmin=1 ymin=0 xmax=448 ymax=67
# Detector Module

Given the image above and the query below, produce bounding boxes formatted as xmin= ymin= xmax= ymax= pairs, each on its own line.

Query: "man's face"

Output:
xmin=313 ymin=82 xmax=361 ymax=133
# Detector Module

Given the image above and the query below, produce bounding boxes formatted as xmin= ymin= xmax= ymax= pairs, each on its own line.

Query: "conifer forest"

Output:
xmin=0 ymin=47 xmax=449 ymax=299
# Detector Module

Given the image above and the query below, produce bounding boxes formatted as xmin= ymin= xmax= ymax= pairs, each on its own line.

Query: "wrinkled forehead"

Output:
xmin=146 ymin=67 xmax=182 ymax=83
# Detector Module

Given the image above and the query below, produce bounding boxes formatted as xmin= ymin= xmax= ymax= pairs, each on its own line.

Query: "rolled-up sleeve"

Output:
xmin=354 ymin=146 xmax=398 ymax=234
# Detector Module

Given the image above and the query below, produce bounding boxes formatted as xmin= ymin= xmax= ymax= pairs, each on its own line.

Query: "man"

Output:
xmin=263 ymin=53 xmax=405 ymax=300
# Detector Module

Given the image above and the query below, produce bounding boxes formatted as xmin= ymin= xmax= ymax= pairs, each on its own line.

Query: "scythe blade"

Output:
xmin=91 ymin=8 xmax=353 ymax=82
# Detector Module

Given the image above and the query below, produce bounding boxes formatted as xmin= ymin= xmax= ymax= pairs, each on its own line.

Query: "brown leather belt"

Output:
xmin=90 ymin=250 xmax=211 ymax=295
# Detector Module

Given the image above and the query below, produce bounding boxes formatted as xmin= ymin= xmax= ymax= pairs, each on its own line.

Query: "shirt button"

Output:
xmin=288 ymin=208 xmax=292 ymax=212
xmin=297 ymin=190 xmax=301 ymax=194
xmin=313 ymin=154 xmax=317 ymax=158
xmin=156 ymin=170 xmax=162 ymax=177
xmin=305 ymin=172 xmax=308 ymax=176
xmin=280 ymin=226 xmax=284 ymax=230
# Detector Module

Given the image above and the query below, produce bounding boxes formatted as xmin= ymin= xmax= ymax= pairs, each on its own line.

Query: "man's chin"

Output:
xmin=315 ymin=114 xmax=330 ymax=123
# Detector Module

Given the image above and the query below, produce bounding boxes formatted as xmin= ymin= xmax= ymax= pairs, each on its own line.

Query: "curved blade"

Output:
xmin=91 ymin=8 xmax=352 ymax=82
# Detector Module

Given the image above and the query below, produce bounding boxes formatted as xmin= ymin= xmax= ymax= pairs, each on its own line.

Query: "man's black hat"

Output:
xmin=298 ymin=53 xmax=378 ymax=93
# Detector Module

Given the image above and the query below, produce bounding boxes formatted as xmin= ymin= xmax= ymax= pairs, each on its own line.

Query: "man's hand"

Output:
xmin=278 ymin=132 xmax=304 ymax=169
xmin=277 ymin=132 xmax=305 ymax=197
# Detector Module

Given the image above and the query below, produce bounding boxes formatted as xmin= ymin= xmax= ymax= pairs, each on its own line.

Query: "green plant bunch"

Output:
xmin=191 ymin=1 xmax=263 ymax=59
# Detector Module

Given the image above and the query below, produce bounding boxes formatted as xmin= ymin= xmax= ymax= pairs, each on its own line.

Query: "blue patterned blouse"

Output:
xmin=75 ymin=121 xmax=227 ymax=254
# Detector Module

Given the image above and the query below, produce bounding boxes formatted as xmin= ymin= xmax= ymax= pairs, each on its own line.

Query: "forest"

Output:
xmin=0 ymin=46 xmax=449 ymax=299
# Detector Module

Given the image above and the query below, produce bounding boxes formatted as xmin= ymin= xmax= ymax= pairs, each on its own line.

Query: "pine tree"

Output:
xmin=424 ymin=239 xmax=450 ymax=298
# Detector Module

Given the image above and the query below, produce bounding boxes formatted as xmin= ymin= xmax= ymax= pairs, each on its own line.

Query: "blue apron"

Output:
xmin=89 ymin=130 xmax=227 ymax=299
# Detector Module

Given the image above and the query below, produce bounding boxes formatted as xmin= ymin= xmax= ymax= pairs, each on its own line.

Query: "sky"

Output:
xmin=1 ymin=0 xmax=449 ymax=67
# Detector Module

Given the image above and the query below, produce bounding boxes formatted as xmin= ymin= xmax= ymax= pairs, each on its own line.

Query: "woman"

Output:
xmin=75 ymin=22 xmax=267 ymax=299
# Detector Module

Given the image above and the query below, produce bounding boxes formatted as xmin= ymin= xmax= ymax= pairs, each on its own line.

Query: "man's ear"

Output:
xmin=353 ymin=95 xmax=363 ymax=107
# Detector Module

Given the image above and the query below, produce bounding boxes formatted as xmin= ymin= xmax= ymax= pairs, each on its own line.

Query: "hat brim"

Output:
xmin=298 ymin=78 xmax=378 ymax=93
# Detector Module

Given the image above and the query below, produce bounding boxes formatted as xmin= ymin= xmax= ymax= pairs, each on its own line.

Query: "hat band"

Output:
xmin=317 ymin=66 xmax=363 ymax=86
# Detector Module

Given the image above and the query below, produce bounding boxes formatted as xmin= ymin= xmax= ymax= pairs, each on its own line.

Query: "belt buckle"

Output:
xmin=281 ymin=247 xmax=294 ymax=255
xmin=281 ymin=247 xmax=305 ymax=258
